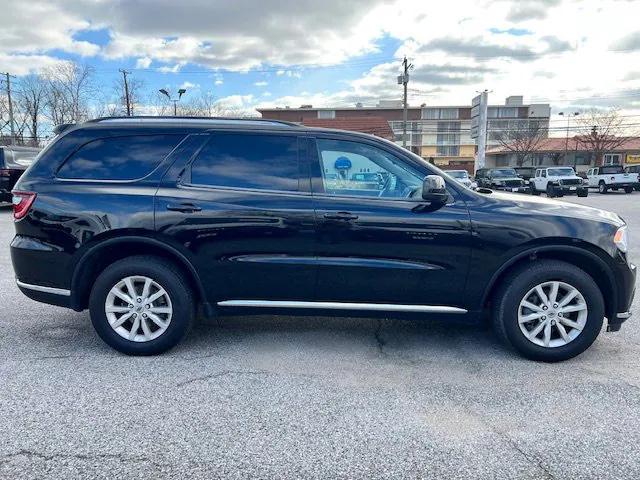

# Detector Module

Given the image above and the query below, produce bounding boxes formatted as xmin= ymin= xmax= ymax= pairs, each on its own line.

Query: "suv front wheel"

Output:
xmin=492 ymin=260 xmax=604 ymax=362
xmin=89 ymin=256 xmax=195 ymax=355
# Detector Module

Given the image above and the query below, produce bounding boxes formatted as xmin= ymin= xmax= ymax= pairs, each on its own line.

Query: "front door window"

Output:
xmin=315 ymin=139 xmax=423 ymax=199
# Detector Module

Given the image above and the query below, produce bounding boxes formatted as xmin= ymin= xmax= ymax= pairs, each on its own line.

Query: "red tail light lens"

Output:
xmin=12 ymin=191 xmax=37 ymax=220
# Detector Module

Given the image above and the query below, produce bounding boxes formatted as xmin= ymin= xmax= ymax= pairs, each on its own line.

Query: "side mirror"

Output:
xmin=421 ymin=175 xmax=448 ymax=204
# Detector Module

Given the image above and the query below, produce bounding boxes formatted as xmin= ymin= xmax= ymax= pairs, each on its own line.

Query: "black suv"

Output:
xmin=475 ymin=168 xmax=528 ymax=192
xmin=10 ymin=118 xmax=636 ymax=361
xmin=1 ymin=145 xmax=40 ymax=202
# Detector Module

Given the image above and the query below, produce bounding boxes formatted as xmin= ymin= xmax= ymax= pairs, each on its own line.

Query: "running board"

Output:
xmin=217 ymin=300 xmax=467 ymax=314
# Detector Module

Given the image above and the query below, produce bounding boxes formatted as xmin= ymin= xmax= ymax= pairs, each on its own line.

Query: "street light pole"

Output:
xmin=159 ymin=88 xmax=187 ymax=116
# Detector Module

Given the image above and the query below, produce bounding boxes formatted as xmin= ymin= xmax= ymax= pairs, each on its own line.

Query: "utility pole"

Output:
xmin=559 ymin=111 xmax=579 ymax=166
xmin=398 ymin=57 xmax=413 ymax=149
xmin=119 ymin=69 xmax=132 ymax=116
xmin=3 ymin=72 xmax=16 ymax=143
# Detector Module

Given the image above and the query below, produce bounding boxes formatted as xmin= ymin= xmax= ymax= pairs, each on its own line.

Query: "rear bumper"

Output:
xmin=15 ymin=280 xmax=73 ymax=309
xmin=11 ymin=235 xmax=74 ymax=309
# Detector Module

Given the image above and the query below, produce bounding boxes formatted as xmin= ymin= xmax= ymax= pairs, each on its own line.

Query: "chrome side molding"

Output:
xmin=16 ymin=280 xmax=71 ymax=297
xmin=217 ymin=300 xmax=467 ymax=314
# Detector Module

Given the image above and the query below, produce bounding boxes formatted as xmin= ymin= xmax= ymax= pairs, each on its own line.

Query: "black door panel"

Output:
xmin=155 ymin=187 xmax=316 ymax=301
xmin=155 ymin=132 xmax=316 ymax=303
xmin=313 ymin=196 xmax=471 ymax=305
xmin=308 ymin=136 xmax=472 ymax=307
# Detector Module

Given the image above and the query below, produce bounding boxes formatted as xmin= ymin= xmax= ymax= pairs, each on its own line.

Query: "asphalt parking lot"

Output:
xmin=0 ymin=193 xmax=638 ymax=479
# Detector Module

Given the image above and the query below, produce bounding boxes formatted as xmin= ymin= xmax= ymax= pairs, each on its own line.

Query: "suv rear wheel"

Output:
xmin=89 ymin=256 xmax=194 ymax=355
xmin=492 ymin=260 xmax=604 ymax=362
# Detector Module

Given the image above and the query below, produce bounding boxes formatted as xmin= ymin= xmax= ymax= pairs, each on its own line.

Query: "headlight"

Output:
xmin=470 ymin=182 xmax=478 ymax=189
xmin=614 ymin=225 xmax=628 ymax=253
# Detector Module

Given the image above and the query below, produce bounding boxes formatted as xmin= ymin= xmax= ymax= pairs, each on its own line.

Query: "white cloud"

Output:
xmin=157 ymin=64 xmax=183 ymax=73
xmin=0 ymin=0 xmax=639 ymax=119
xmin=136 ymin=57 xmax=152 ymax=69
xmin=254 ymin=81 xmax=268 ymax=87
xmin=180 ymin=81 xmax=199 ymax=89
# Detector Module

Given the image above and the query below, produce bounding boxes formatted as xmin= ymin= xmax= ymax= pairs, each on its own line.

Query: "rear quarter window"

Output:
xmin=56 ymin=134 xmax=183 ymax=180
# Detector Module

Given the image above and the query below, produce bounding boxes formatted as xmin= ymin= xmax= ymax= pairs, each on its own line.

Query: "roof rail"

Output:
xmin=86 ymin=116 xmax=299 ymax=127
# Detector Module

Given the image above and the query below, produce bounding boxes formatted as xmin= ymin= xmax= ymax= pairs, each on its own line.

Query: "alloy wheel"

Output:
xmin=105 ymin=275 xmax=173 ymax=342
xmin=518 ymin=281 xmax=588 ymax=348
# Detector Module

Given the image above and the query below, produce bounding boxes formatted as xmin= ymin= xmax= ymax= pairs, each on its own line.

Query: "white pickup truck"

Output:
xmin=587 ymin=165 xmax=639 ymax=194
xmin=531 ymin=167 xmax=588 ymax=198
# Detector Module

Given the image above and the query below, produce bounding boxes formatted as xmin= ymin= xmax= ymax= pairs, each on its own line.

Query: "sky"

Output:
xmin=1 ymin=0 xmax=640 ymax=125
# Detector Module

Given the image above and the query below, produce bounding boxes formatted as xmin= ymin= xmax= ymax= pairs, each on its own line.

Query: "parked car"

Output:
xmin=624 ymin=165 xmax=640 ymax=191
xmin=531 ymin=167 xmax=588 ymax=198
xmin=513 ymin=166 xmax=536 ymax=185
xmin=11 ymin=117 xmax=636 ymax=362
xmin=0 ymin=145 xmax=40 ymax=202
xmin=587 ymin=165 xmax=637 ymax=194
xmin=443 ymin=169 xmax=477 ymax=189
xmin=475 ymin=168 xmax=528 ymax=192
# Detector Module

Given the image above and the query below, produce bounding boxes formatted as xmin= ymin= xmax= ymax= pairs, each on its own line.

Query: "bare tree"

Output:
xmin=148 ymin=91 xmax=174 ymax=116
xmin=493 ymin=120 xmax=548 ymax=166
xmin=575 ymin=109 xmax=637 ymax=166
xmin=181 ymin=92 xmax=244 ymax=117
xmin=17 ymin=74 xmax=47 ymax=146
xmin=43 ymin=62 xmax=95 ymax=125
xmin=549 ymin=151 xmax=564 ymax=166
xmin=112 ymin=75 xmax=146 ymax=116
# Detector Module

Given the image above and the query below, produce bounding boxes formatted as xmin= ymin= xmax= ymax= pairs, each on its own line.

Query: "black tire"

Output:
xmin=634 ymin=185 xmax=640 ymax=192
xmin=89 ymin=255 xmax=195 ymax=355
xmin=624 ymin=186 xmax=633 ymax=194
xmin=577 ymin=188 xmax=588 ymax=198
xmin=598 ymin=181 xmax=608 ymax=194
xmin=546 ymin=184 xmax=555 ymax=198
xmin=492 ymin=260 xmax=604 ymax=362
xmin=529 ymin=185 xmax=540 ymax=196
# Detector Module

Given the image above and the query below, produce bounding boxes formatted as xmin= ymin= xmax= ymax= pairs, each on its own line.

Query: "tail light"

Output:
xmin=12 ymin=191 xmax=37 ymax=220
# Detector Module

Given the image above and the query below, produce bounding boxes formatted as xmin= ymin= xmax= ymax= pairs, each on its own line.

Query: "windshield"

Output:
xmin=446 ymin=170 xmax=468 ymax=179
xmin=547 ymin=168 xmax=575 ymax=177
xmin=490 ymin=169 xmax=518 ymax=178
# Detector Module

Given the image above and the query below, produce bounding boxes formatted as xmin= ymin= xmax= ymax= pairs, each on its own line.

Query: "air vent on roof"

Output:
xmin=300 ymin=104 xmax=312 ymax=108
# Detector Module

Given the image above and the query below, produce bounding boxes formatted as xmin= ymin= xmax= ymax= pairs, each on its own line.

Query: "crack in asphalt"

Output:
xmin=176 ymin=369 xmax=271 ymax=387
xmin=373 ymin=319 xmax=388 ymax=356
xmin=468 ymin=409 xmax=557 ymax=480
xmin=176 ymin=369 xmax=316 ymax=387
xmin=0 ymin=449 xmax=162 ymax=469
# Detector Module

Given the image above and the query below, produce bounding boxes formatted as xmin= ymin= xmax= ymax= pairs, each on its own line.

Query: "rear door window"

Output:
xmin=188 ymin=133 xmax=300 ymax=192
xmin=57 ymin=135 xmax=183 ymax=180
